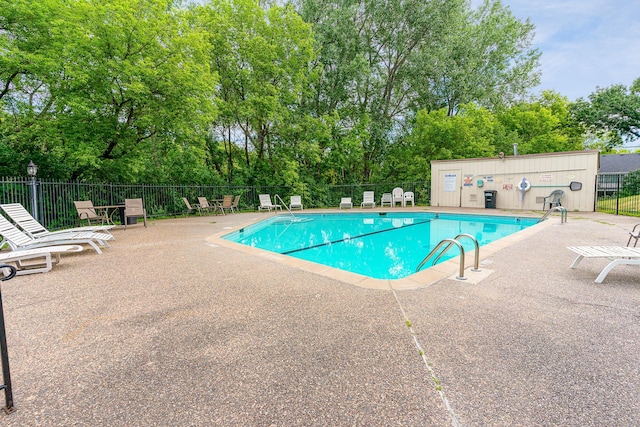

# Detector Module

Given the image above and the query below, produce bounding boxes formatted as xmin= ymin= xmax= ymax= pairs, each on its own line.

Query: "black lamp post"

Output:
xmin=0 ymin=264 xmax=17 ymax=414
xmin=27 ymin=161 xmax=38 ymax=222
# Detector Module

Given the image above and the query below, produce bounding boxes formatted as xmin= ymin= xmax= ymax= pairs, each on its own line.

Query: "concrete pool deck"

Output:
xmin=0 ymin=207 xmax=638 ymax=426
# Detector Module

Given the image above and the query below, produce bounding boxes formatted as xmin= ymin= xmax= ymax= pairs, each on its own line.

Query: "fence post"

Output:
xmin=0 ymin=265 xmax=17 ymax=414
xmin=616 ymin=174 xmax=620 ymax=215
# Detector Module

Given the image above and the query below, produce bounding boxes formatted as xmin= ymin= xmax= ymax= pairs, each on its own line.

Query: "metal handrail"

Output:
xmin=274 ymin=194 xmax=295 ymax=218
xmin=415 ymin=238 xmax=467 ymax=280
xmin=433 ymin=234 xmax=481 ymax=272
xmin=538 ymin=206 xmax=567 ymax=223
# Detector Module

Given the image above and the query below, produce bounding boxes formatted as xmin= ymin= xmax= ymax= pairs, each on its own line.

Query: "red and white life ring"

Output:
xmin=516 ymin=178 xmax=531 ymax=192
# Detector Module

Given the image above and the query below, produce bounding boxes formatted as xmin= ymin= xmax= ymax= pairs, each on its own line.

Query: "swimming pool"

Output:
xmin=222 ymin=212 xmax=538 ymax=280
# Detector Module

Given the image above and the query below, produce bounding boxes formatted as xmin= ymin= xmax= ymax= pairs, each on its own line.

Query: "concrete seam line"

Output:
xmin=392 ymin=289 xmax=461 ymax=427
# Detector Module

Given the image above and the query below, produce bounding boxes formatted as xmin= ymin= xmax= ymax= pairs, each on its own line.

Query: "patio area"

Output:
xmin=0 ymin=208 xmax=638 ymax=426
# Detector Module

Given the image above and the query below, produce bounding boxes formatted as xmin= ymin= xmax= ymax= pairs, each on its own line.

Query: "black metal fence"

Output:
xmin=0 ymin=177 xmax=431 ymax=230
xmin=596 ymin=173 xmax=640 ymax=216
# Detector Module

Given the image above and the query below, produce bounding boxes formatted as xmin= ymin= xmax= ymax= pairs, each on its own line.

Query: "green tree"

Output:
xmin=294 ymin=0 xmax=464 ymax=181
xmin=424 ymin=0 xmax=541 ymax=115
xmin=496 ymin=91 xmax=584 ymax=155
xmin=621 ymin=169 xmax=640 ymax=197
xmin=196 ymin=0 xmax=316 ymax=186
xmin=571 ymin=78 xmax=640 ymax=150
xmin=0 ymin=0 xmax=218 ymax=182
xmin=294 ymin=0 xmax=540 ymax=182
xmin=378 ymin=104 xmax=497 ymax=183
xmin=0 ymin=0 xmax=74 ymax=176
xmin=56 ymin=0 xmax=217 ymax=182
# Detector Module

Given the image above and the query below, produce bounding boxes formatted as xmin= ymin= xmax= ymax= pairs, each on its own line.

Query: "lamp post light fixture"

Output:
xmin=27 ymin=161 xmax=38 ymax=222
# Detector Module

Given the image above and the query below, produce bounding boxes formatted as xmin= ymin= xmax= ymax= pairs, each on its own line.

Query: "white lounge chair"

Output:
xmin=0 ymin=245 xmax=83 ymax=276
xmin=380 ymin=193 xmax=392 ymax=207
xmin=567 ymin=246 xmax=640 ymax=283
xmin=392 ymin=187 xmax=404 ymax=207
xmin=361 ymin=191 xmax=376 ymax=208
xmin=1 ymin=203 xmax=114 ymax=238
xmin=289 ymin=196 xmax=303 ymax=210
xmin=339 ymin=197 xmax=352 ymax=209
xmin=258 ymin=194 xmax=282 ymax=212
xmin=0 ymin=214 xmax=110 ymax=254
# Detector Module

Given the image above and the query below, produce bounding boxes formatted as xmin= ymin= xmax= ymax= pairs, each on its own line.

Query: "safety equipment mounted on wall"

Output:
xmin=569 ymin=181 xmax=582 ymax=191
xmin=516 ymin=178 xmax=531 ymax=192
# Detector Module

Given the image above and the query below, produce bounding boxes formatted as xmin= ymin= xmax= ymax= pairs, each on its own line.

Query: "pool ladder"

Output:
xmin=415 ymin=234 xmax=481 ymax=280
xmin=274 ymin=194 xmax=296 ymax=219
xmin=538 ymin=206 xmax=567 ymax=223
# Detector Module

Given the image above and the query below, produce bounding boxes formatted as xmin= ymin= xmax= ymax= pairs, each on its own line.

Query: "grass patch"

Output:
xmin=597 ymin=194 xmax=640 ymax=217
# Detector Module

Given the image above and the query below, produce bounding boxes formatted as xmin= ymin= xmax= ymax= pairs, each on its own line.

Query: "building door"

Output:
xmin=437 ymin=169 xmax=461 ymax=207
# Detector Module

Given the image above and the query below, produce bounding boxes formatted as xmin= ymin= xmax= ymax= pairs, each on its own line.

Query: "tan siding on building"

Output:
xmin=431 ymin=151 xmax=599 ymax=211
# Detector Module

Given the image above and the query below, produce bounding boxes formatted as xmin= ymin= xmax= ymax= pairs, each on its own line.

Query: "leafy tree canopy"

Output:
xmin=571 ymin=77 xmax=640 ymax=151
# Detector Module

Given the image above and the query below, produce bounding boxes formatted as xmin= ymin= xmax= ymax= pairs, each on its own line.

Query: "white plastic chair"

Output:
xmin=289 ymin=196 xmax=303 ymax=210
xmin=258 ymin=194 xmax=282 ymax=212
xmin=361 ymin=191 xmax=376 ymax=208
xmin=403 ymin=191 xmax=415 ymax=207
xmin=339 ymin=197 xmax=352 ymax=209
xmin=392 ymin=187 xmax=404 ymax=207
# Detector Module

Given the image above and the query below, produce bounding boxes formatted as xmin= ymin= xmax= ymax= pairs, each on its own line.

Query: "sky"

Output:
xmin=489 ymin=0 xmax=640 ymax=101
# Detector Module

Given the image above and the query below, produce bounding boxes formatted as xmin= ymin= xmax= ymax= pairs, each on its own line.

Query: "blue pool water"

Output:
xmin=222 ymin=212 xmax=537 ymax=280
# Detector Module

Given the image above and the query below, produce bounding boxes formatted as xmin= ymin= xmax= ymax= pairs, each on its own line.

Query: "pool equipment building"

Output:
xmin=430 ymin=150 xmax=599 ymax=211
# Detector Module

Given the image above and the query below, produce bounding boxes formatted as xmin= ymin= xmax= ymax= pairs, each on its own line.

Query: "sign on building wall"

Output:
xmin=444 ymin=174 xmax=457 ymax=192
xmin=463 ymin=175 xmax=474 ymax=186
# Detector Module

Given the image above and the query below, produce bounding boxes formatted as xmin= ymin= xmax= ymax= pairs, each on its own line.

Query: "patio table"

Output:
xmin=209 ymin=199 xmax=225 ymax=215
xmin=93 ymin=205 xmax=122 ymax=225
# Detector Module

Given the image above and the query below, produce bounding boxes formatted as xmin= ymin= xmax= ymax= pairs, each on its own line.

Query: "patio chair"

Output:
xmin=543 ymin=190 xmax=565 ymax=210
xmin=339 ymin=197 xmax=353 ymax=209
xmin=403 ymin=191 xmax=415 ymax=207
xmin=74 ymin=200 xmax=109 ymax=226
xmin=1 ymin=203 xmax=114 ymax=238
xmin=392 ymin=187 xmax=404 ymax=207
xmin=230 ymin=195 xmax=241 ymax=213
xmin=627 ymin=224 xmax=640 ymax=247
xmin=220 ymin=195 xmax=234 ymax=214
xmin=258 ymin=194 xmax=282 ymax=212
xmin=380 ymin=193 xmax=392 ymax=207
xmin=361 ymin=191 xmax=376 ymax=208
xmin=182 ymin=197 xmax=200 ymax=215
xmin=0 ymin=214 xmax=110 ymax=254
xmin=123 ymin=198 xmax=147 ymax=229
xmin=568 ymin=246 xmax=640 ymax=283
xmin=197 ymin=197 xmax=217 ymax=215
xmin=0 ymin=244 xmax=83 ymax=276
xmin=289 ymin=196 xmax=303 ymax=210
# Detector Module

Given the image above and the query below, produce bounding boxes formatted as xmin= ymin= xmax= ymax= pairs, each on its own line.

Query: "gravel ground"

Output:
xmin=0 ymin=209 xmax=638 ymax=426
